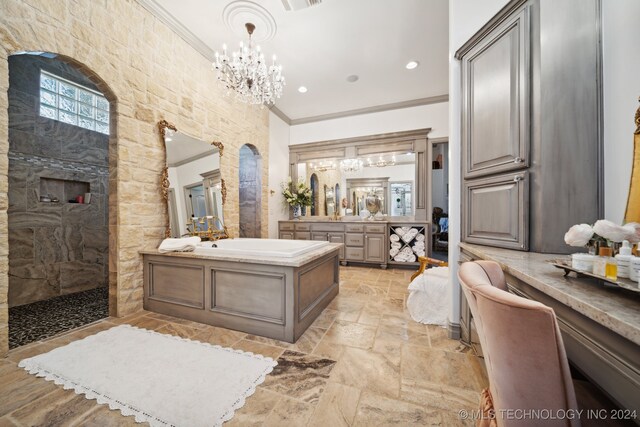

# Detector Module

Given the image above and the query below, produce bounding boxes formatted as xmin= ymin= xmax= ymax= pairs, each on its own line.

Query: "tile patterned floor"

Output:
xmin=0 ymin=266 xmax=487 ymax=426
xmin=8 ymin=287 xmax=109 ymax=349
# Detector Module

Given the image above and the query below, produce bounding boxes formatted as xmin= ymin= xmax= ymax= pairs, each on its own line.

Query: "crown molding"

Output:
xmin=287 ymin=94 xmax=449 ymax=126
xmin=268 ymin=106 xmax=292 ymax=125
xmin=136 ymin=0 xmax=217 ymax=62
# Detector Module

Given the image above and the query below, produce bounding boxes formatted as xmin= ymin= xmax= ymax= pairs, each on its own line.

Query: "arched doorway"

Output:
xmin=310 ymin=173 xmax=319 ymax=216
xmin=6 ymin=52 xmax=116 ymax=348
xmin=239 ymin=144 xmax=262 ymax=237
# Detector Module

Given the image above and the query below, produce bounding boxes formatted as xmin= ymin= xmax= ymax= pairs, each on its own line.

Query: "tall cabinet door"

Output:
xmin=462 ymin=6 xmax=530 ymax=178
xmin=463 ymin=172 xmax=529 ymax=250
xmin=365 ymin=234 xmax=386 ymax=263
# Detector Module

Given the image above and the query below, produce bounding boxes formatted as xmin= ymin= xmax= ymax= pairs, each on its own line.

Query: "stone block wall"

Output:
xmin=8 ymin=55 xmax=109 ymax=307
xmin=0 ymin=0 xmax=271 ymax=356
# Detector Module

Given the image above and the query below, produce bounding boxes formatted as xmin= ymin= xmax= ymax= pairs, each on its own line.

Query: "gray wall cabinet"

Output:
xmin=457 ymin=0 xmax=602 ymax=253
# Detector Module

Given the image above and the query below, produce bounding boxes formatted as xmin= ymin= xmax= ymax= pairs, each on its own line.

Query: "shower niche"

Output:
xmin=39 ymin=177 xmax=90 ymax=203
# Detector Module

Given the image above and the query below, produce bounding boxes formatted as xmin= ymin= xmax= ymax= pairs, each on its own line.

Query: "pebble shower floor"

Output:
xmin=8 ymin=287 xmax=108 ymax=348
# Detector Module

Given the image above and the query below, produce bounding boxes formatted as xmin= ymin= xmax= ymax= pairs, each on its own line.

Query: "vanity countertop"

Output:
xmin=140 ymin=243 xmax=342 ymax=268
xmin=460 ymin=243 xmax=640 ymax=346
xmin=279 ymin=217 xmax=429 ymax=224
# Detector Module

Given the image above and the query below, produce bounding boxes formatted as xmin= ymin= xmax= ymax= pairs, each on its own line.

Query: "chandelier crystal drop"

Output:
xmin=213 ymin=23 xmax=285 ymax=106
xmin=367 ymin=155 xmax=396 ymax=168
xmin=310 ymin=160 xmax=336 ymax=172
xmin=340 ymin=158 xmax=363 ymax=173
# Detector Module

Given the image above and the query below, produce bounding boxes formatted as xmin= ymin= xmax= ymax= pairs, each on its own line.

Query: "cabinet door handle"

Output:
xmin=513 ymin=175 xmax=524 ymax=182
xmin=514 ymin=157 xmax=524 ymax=163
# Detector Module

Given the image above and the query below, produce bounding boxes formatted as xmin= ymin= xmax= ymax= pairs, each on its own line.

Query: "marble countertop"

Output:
xmin=140 ymin=243 xmax=342 ymax=268
xmin=459 ymin=243 xmax=640 ymax=346
xmin=280 ymin=217 xmax=429 ymax=224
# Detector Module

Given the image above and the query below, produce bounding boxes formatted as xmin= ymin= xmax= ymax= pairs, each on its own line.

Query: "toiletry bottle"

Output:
xmin=615 ymin=240 xmax=632 ymax=279
xmin=593 ymin=247 xmax=611 ymax=277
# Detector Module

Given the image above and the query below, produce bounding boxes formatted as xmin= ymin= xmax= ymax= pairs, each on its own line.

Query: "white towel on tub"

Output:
xmin=158 ymin=236 xmax=201 ymax=253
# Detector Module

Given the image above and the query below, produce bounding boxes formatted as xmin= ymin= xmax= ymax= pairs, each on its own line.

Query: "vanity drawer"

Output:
xmin=364 ymin=224 xmax=386 ymax=234
xmin=280 ymin=222 xmax=295 ymax=231
xmin=295 ymin=223 xmax=311 ymax=231
xmin=345 ymin=233 xmax=364 ymax=247
xmin=345 ymin=224 xmax=364 ymax=233
xmin=345 ymin=247 xmax=364 ymax=261
xmin=295 ymin=232 xmax=311 ymax=240
xmin=312 ymin=223 xmax=345 ymax=232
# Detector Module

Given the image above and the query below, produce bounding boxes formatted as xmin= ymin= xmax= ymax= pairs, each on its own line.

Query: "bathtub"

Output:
xmin=196 ymin=238 xmax=330 ymax=258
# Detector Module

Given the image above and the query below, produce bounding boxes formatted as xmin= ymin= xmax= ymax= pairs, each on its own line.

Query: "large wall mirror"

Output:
xmin=624 ymin=99 xmax=640 ymax=223
xmin=159 ymin=120 xmax=227 ymax=240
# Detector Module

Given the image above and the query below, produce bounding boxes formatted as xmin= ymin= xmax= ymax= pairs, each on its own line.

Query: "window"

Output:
xmin=39 ymin=71 xmax=110 ymax=135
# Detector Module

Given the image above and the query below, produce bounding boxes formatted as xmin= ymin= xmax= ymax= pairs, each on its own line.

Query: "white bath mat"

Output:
xmin=19 ymin=324 xmax=277 ymax=427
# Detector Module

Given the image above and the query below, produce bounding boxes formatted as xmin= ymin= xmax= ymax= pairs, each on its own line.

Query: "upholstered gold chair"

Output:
xmin=458 ymin=261 xmax=579 ymax=427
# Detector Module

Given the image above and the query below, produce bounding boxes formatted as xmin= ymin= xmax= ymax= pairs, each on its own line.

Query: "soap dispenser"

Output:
xmin=616 ymin=240 xmax=633 ymax=279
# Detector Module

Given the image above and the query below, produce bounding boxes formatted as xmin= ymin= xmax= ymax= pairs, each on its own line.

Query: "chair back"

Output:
xmin=458 ymin=261 xmax=579 ymax=427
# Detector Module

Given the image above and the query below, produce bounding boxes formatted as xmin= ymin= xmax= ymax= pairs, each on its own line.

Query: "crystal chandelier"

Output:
xmin=340 ymin=158 xmax=363 ymax=173
xmin=366 ymin=155 xmax=396 ymax=168
xmin=310 ymin=160 xmax=336 ymax=172
xmin=213 ymin=23 xmax=285 ymax=106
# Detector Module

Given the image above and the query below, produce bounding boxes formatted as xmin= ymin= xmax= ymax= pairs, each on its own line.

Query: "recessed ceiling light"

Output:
xmin=346 ymin=74 xmax=359 ymax=83
xmin=298 ymin=86 xmax=308 ymax=93
xmin=405 ymin=61 xmax=419 ymax=70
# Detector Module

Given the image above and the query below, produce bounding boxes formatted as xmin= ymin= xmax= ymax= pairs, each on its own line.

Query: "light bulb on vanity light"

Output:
xmin=405 ymin=60 xmax=419 ymax=70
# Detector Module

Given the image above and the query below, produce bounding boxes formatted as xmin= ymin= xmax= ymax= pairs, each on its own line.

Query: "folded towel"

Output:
xmin=158 ymin=236 xmax=201 ymax=253
xmin=394 ymin=228 xmax=405 ymax=236
xmin=416 ymin=234 xmax=425 ymax=242
xmin=402 ymin=229 xmax=419 ymax=243
xmin=390 ymin=234 xmax=400 ymax=242
xmin=390 ymin=248 xmax=399 ymax=257
xmin=391 ymin=242 xmax=402 ymax=249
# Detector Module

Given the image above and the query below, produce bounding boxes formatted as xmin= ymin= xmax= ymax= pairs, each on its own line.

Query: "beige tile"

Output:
xmin=190 ymin=326 xmax=246 ymax=347
xmin=73 ymin=405 xmax=143 ymax=426
xmin=106 ymin=310 xmax=150 ymax=325
xmin=427 ymin=325 xmax=469 ymax=352
xmin=262 ymin=396 xmax=315 ymax=427
xmin=376 ymin=323 xmax=431 ymax=350
xmin=355 ymin=284 xmax=388 ymax=298
xmin=382 ymin=312 xmax=427 ymax=333
xmin=326 ymin=297 xmax=365 ymax=322
xmin=356 ymin=305 xmax=383 ymax=326
xmin=312 ymin=337 xmax=346 ymax=361
xmin=353 ymin=391 xmax=444 ymax=426
xmin=227 ymin=388 xmax=281 ymax=427
xmin=244 ymin=334 xmax=290 ymax=349
xmin=330 ymin=347 xmax=400 ymax=399
xmin=400 ymin=378 xmax=480 ymax=413
xmin=6 ymin=341 xmax=58 ymax=363
xmin=232 ymin=340 xmax=285 ymax=360
xmin=45 ymin=321 xmax=118 ymax=346
xmin=311 ymin=308 xmax=339 ymax=329
xmin=118 ymin=316 xmax=167 ymax=331
xmin=0 ymin=416 xmax=19 ymax=427
xmin=155 ymin=323 xmax=201 ymax=339
xmin=323 ymin=320 xmax=376 ymax=350
xmin=308 ymin=382 xmax=361 ymax=427
xmin=262 ymin=350 xmax=336 ymax=404
xmin=144 ymin=312 xmax=209 ymax=329
xmin=289 ymin=327 xmax=326 ymax=353
xmin=0 ymin=369 xmax=58 ymax=417
xmin=9 ymin=387 xmax=98 ymax=426
xmin=401 ymin=345 xmax=484 ymax=393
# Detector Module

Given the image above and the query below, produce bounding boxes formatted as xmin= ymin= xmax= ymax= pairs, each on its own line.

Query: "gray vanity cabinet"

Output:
xmin=364 ymin=224 xmax=386 ymax=264
xmin=457 ymin=0 xmax=602 ymax=253
xmin=463 ymin=172 xmax=528 ymax=250
xmin=461 ymin=6 xmax=530 ymax=179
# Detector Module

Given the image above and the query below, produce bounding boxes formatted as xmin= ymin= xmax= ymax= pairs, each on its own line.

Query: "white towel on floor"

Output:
xmin=158 ymin=236 xmax=201 ymax=253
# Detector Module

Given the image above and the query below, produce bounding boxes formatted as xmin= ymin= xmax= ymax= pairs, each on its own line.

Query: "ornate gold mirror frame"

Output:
xmin=624 ymin=98 xmax=640 ymax=223
xmin=158 ymin=120 xmax=228 ymax=240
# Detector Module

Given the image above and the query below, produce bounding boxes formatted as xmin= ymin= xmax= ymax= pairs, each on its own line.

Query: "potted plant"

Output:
xmin=281 ymin=177 xmax=312 ymax=219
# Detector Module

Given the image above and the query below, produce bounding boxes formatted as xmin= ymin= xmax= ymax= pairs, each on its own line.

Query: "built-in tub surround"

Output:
xmin=141 ymin=241 xmax=341 ymax=342
xmin=8 ymin=55 xmax=109 ymax=307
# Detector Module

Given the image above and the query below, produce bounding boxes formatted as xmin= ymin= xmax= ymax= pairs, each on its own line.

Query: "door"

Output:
xmin=463 ymin=171 xmax=529 ymax=250
xmin=365 ymin=234 xmax=385 ymax=263
xmin=462 ymin=6 xmax=530 ymax=178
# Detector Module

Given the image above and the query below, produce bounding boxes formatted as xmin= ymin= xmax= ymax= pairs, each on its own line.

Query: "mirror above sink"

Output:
xmin=159 ymin=120 xmax=228 ymax=240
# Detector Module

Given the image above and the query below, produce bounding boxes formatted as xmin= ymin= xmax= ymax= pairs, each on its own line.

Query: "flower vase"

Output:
xmin=293 ymin=205 xmax=301 ymax=219
xmin=301 ymin=206 xmax=307 ymax=216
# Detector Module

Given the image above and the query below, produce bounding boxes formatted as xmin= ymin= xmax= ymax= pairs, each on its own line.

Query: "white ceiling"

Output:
xmin=149 ymin=0 xmax=449 ymax=121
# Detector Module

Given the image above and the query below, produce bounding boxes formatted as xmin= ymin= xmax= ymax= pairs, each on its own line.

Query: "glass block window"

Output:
xmin=39 ymin=71 xmax=110 ymax=135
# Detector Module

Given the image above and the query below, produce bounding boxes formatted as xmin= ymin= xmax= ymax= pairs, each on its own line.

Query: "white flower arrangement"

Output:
xmin=564 ymin=220 xmax=640 ymax=248
xmin=281 ymin=177 xmax=312 ymax=207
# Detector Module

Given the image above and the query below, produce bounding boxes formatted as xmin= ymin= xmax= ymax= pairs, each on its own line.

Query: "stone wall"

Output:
xmin=0 ymin=0 xmax=270 ymax=356
xmin=8 ymin=55 xmax=109 ymax=307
